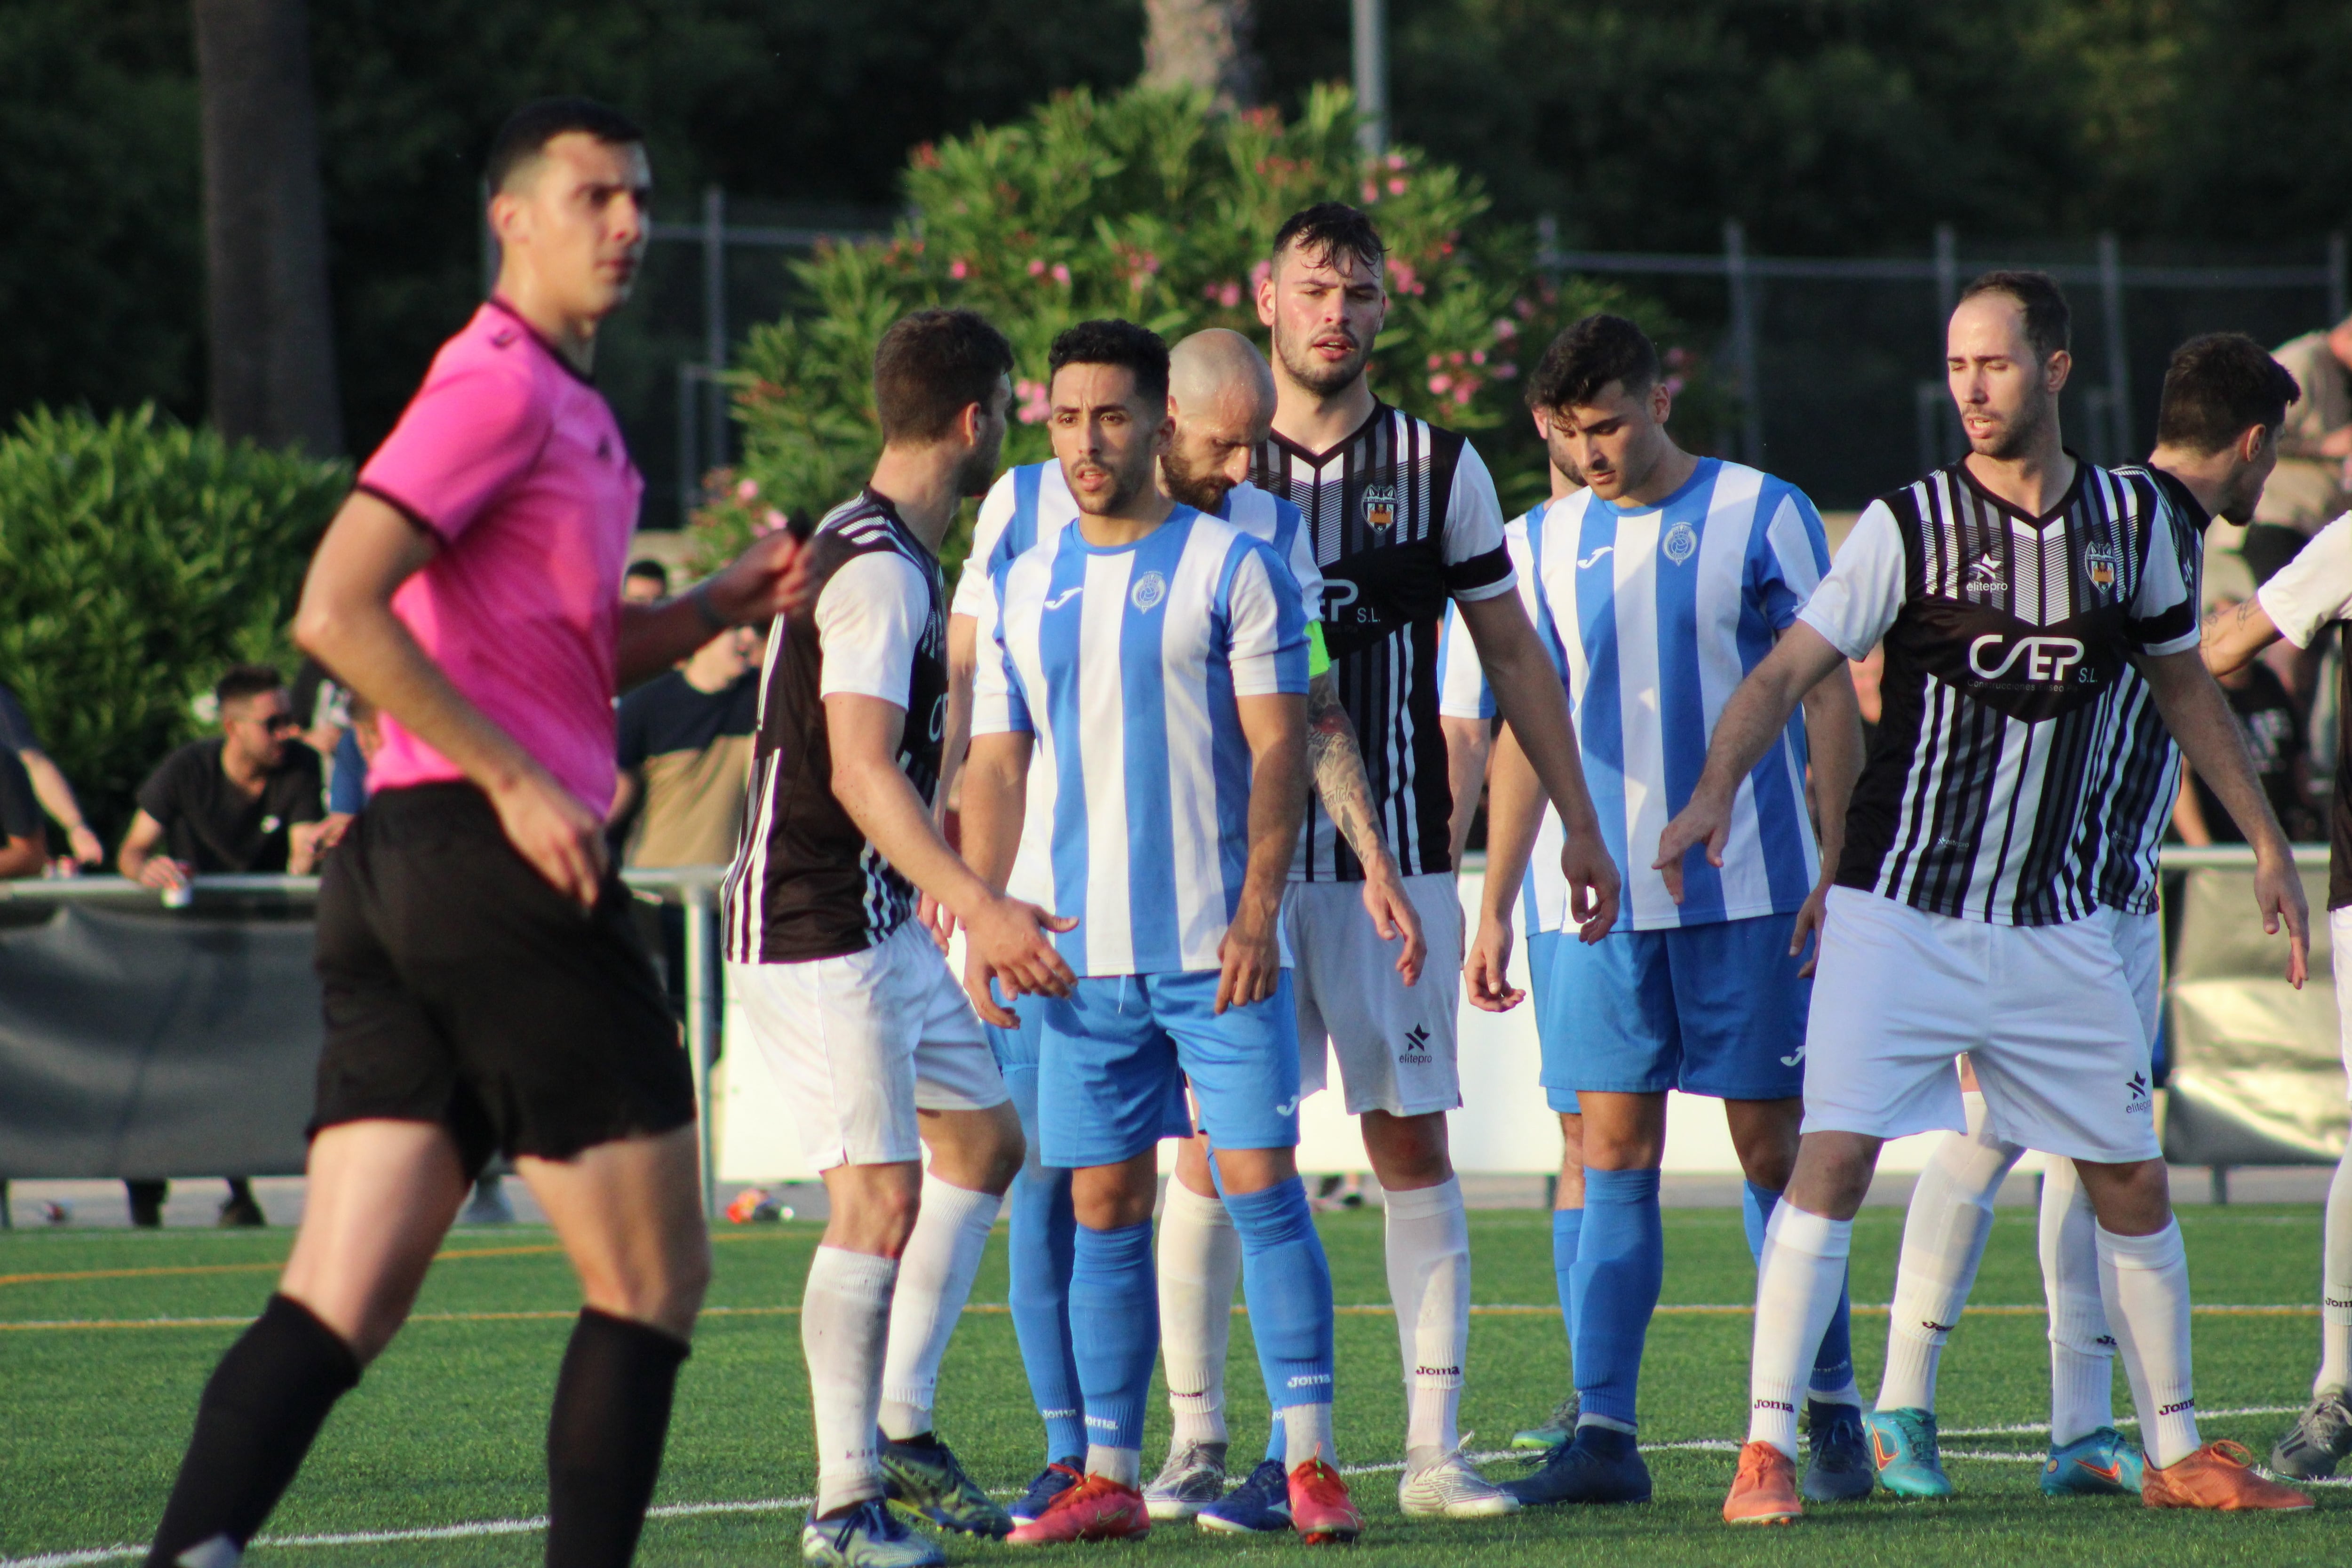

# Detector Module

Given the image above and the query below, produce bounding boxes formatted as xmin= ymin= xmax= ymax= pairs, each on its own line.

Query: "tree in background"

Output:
xmin=692 ymin=84 xmax=1685 ymax=575
xmin=1144 ymin=0 xmax=1259 ymax=109
xmin=0 ymin=408 xmax=346 ymax=841
xmin=193 ymin=0 xmax=342 ymax=455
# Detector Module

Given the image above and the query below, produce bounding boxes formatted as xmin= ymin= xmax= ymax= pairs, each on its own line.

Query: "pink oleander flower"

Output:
xmin=1216 ymin=280 xmax=1241 ymax=307
xmin=1470 ymin=349 xmax=1486 ymax=366
xmin=1249 ymin=259 xmax=1271 ymax=294
xmin=1663 ymin=375 xmax=1686 ymax=397
xmin=1029 ymin=257 xmax=1048 ymax=277
xmin=1452 ymin=382 xmax=1475 ymax=406
xmin=1494 ymin=362 xmax=1518 ymax=380
xmin=1362 ymin=179 xmax=1380 ymax=203
xmin=735 ymin=477 xmax=759 ymax=501
xmin=1388 ymin=259 xmax=1422 ymax=296
xmin=1017 ymin=378 xmax=1050 ymax=425
xmin=1427 ymin=352 xmax=1444 ymax=369
xmin=1428 ymin=374 xmax=1454 ymax=394
xmin=949 ymin=258 xmax=969 ymax=280
xmin=1388 ymin=176 xmax=1407 ymax=196
xmin=1052 ymin=263 xmax=1071 ymax=287
xmin=1385 ymin=152 xmax=1408 ymax=171
xmin=758 ymin=508 xmax=786 ymax=534
xmin=1493 ymin=318 xmax=1518 ymax=340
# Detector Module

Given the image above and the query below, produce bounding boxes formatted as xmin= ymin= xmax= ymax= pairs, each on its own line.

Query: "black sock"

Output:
xmin=544 ymin=1309 xmax=691 ymax=1568
xmin=146 ymin=1294 xmax=360 ymax=1567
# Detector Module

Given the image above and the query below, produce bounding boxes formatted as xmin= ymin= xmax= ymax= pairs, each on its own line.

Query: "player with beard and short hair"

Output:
xmin=725 ymin=307 xmax=1078 ymax=1568
xmin=1170 ymin=201 xmax=1619 ymax=1533
xmin=962 ymin=319 xmax=1358 ymax=1545
xmin=1442 ymin=314 xmax=1872 ymax=1507
xmin=138 ymin=97 xmax=815 ymax=1568
xmin=933 ymin=327 xmax=1419 ymax=1527
xmin=1667 ymin=272 xmax=2313 ymax=1523
xmin=1852 ymin=332 xmax=2304 ymax=1504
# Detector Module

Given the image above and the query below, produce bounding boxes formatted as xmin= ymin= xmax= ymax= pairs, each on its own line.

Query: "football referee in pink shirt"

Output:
xmin=140 ymin=99 xmax=808 ymax=1568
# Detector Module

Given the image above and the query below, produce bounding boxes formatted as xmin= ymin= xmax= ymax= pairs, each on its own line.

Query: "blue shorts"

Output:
xmin=990 ymin=1011 xmax=1190 ymax=1145
xmin=1536 ymin=911 xmax=1808 ymax=1108
xmin=1037 ymin=971 xmax=1301 ymax=1168
xmin=1523 ymin=931 xmax=1578 ymax=1116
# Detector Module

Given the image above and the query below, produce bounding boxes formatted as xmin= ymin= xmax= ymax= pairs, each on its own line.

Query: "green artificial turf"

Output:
xmin=0 ymin=1204 xmax=2336 ymax=1565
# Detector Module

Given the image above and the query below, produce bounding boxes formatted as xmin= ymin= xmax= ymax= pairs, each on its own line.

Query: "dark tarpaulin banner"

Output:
xmin=0 ymin=900 xmax=321 ymax=1178
xmin=2163 ymin=866 xmax=2346 ymax=1167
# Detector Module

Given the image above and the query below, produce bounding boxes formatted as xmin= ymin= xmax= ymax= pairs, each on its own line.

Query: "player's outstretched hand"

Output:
xmin=965 ymin=894 xmax=1077 ymax=1008
xmin=961 ymin=947 xmax=1019 ymax=1029
xmin=1561 ymin=834 xmax=1621 ymax=945
xmin=1463 ymin=917 xmax=1526 ymax=1012
xmin=707 ymin=527 xmax=815 ymax=623
xmin=489 ymin=766 xmax=607 ymax=911
xmin=1359 ymin=854 xmax=1427 ymax=987
xmin=1789 ymin=876 xmax=1832 ymax=979
xmin=1215 ymin=904 xmax=1282 ymax=1015
xmin=1654 ymin=790 xmax=1731 ymax=906
xmin=2253 ymin=846 xmax=2310 ymax=988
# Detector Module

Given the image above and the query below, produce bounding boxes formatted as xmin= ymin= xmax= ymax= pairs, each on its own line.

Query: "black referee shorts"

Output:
xmin=311 ymin=783 xmax=696 ymax=1177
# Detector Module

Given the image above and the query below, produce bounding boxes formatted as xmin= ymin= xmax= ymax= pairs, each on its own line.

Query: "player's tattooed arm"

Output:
xmin=2199 ymin=595 xmax=2284 ymax=678
xmin=1308 ymin=670 xmax=1428 ymax=984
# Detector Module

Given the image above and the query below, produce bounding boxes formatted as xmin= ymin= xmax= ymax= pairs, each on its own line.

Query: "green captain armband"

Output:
xmin=1307 ymin=621 xmax=1331 ymax=679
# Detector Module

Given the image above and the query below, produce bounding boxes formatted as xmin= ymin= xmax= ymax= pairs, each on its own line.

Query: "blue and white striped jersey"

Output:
xmin=954 ymin=462 xmax=1321 ymax=908
xmin=1440 ymin=459 xmax=1831 ymax=931
xmin=972 ymin=507 xmax=1311 ymax=976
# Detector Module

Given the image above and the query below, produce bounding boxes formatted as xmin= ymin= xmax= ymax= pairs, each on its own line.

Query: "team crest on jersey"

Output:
xmin=1662 ymin=521 xmax=1698 ymax=565
xmin=1130 ymin=570 xmax=1168 ymax=612
xmin=1361 ymin=482 xmax=1398 ymax=531
xmin=2083 ymin=542 xmax=2118 ymax=592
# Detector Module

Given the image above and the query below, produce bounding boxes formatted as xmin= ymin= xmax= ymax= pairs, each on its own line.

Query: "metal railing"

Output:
xmin=2 ymin=866 xmax=735 ymax=1218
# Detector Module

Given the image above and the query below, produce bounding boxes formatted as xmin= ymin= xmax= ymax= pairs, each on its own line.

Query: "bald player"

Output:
xmin=937 ymin=329 xmax=1418 ymax=1526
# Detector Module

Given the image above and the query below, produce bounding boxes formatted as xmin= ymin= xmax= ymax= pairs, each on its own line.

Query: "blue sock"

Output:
xmin=1068 ymin=1219 xmax=1157 ymax=1454
xmin=1224 ymin=1178 xmax=1336 ymax=1419
xmin=1571 ymin=1168 xmax=1662 ymax=1430
xmin=1551 ymin=1206 xmax=1584 ymax=1357
xmin=1006 ymin=1130 xmax=1086 ymax=1462
xmin=1745 ymin=1179 xmax=1856 ymax=1396
xmin=1264 ymin=1413 xmax=1286 ymax=1466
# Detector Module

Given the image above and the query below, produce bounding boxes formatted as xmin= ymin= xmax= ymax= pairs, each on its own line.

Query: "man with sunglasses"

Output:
xmin=119 ymin=663 xmax=329 ymax=891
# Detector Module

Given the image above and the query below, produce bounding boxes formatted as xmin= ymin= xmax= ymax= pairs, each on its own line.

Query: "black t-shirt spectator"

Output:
xmin=2192 ymin=661 xmax=2311 ymax=844
xmin=135 ymin=738 xmax=325 ymax=872
xmin=615 ymin=670 xmax=759 ymax=868
xmin=0 ymin=684 xmax=38 ymax=753
xmin=0 ymin=748 xmax=39 ymax=843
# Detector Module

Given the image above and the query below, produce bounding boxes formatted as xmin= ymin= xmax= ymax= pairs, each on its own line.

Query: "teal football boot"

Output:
xmin=2041 ymin=1426 xmax=2145 ymax=1496
xmin=878 ymin=1433 xmax=1013 ymax=1537
xmin=1862 ymin=1407 xmax=1955 ymax=1498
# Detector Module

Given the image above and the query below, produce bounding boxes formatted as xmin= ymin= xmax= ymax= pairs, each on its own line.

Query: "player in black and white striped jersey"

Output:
xmin=1164 ymin=202 xmax=1620 ymax=1530
xmin=721 ymin=308 xmax=1077 ymax=1567
xmin=1663 ymin=271 xmax=2313 ymax=1522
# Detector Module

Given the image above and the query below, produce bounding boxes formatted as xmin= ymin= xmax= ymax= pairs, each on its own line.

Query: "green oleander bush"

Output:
xmin=0 ymin=405 xmax=346 ymax=843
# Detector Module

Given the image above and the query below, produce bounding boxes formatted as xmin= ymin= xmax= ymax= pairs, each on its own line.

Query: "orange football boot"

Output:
xmin=2141 ymin=1441 xmax=2314 ymax=1511
xmin=1005 ymin=1472 xmax=1152 ymax=1544
xmin=1724 ymin=1441 xmax=1804 ymax=1525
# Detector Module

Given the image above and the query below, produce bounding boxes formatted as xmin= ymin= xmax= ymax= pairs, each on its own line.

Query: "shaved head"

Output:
xmin=1162 ymin=330 xmax=1277 ymax=512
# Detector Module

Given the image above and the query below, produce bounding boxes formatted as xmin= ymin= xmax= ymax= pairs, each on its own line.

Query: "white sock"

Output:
xmin=1283 ymin=1401 xmax=1336 ymax=1469
xmin=2096 ymin=1219 xmax=2200 ymax=1469
xmin=1157 ymin=1179 xmax=1241 ymax=1449
xmin=1877 ymin=1099 xmax=2022 ymax=1413
xmin=2319 ymin=1148 xmax=2352 ymax=1395
xmin=1748 ymin=1203 xmax=1852 ymax=1459
xmin=804 ymin=1245 xmax=898 ymax=1515
xmin=2039 ymin=1159 xmax=2116 ymax=1446
xmin=879 ymin=1176 xmax=1001 ymax=1441
xmin=1087 ymin=1444 xmax=1142 ymax=1488
xmin=1384 ymin=1177 xmax=1470 ymax=1461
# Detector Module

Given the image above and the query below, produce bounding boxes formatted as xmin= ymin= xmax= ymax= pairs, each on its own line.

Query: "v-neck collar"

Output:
xmin=1954 ymin=450 xmax=2086 ymax=528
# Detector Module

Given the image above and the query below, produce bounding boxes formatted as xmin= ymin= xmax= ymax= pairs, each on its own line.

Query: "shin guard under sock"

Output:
xmin=545 ymin=1308 xmax=691 ymax=1568
xmin=145 ymin=1294 xmax=361 ymax=1568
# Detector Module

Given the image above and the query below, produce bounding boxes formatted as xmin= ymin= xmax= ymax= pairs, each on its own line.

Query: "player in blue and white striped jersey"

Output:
xmin=1448 ymin=316 xmax=1870 ymax=1507
xmin=961 ymin=321 xmax=1359 ymax=1545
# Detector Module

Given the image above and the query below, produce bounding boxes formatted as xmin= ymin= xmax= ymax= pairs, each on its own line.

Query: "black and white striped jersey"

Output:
xmin=1254 ymin=401 xmax=1517 ymax=881
xmin=2089 ymin=466 xmax=2209 ymax=916
xmin=1799 ymin=458 xmax=2199 ymax=926
xmin=723 ymin=492 xmax=949 ymax=963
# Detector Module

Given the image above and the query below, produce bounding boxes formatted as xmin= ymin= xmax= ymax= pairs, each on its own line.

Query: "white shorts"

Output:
xmin=1284 ymin=872 xmax=1466 ymax=1116
xmin=727 ymin=921 xmax=1008 ymax=1170
xmin=1802 ymin=888 xmax=2160 ymax=1164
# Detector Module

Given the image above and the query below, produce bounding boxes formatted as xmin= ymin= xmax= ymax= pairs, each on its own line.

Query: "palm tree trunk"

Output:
xmin=192 ymin=0 xmax=342 ymax=455
xmin=1142 ymin=0 xmax=1259 ymax=111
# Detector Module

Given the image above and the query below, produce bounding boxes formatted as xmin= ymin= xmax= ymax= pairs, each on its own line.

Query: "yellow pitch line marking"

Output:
xmin=0 ymin=1232 xmax=777 ymax=1289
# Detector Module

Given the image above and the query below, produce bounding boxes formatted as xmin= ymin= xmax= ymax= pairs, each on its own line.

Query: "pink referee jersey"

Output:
xmin=355 ymin=299 xmax=642 ymax=814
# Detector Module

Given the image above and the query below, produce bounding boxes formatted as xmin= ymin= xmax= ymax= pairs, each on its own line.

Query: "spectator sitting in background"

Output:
xmin=116 ymin=665 xmax=326 ymax=1230
xmin=118 ymin=664 xmax=328 ymax=893
xmin=611 ymin=620 xmax=761 ymax=1021
xmin=288 ymin=655 xmax=352 ymax=769
xmin=2242 ymin=315 xmax=2347 ymax=584
xmin=0 ymin=742 xmax=44 ymax=877
xmin=0 ymin=682 xmax=107 ymax=869
xmin=622 ymin=557 xmax=670 ymax=605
